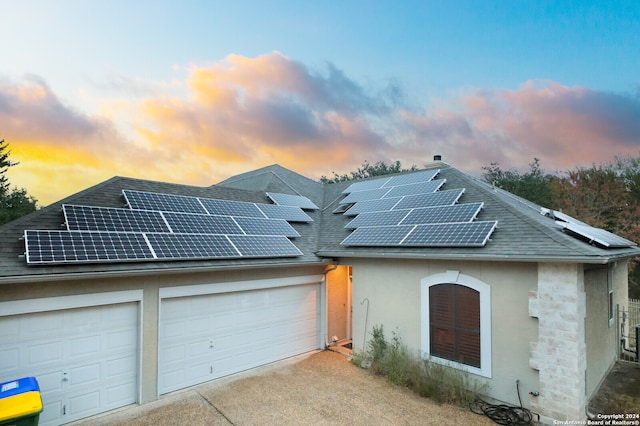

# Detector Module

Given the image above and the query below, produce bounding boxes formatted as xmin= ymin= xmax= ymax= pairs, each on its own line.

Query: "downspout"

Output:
xmin=323 ymin=263 xmax=339 ymax=348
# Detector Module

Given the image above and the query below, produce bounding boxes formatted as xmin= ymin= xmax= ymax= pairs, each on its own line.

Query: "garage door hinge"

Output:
xmin=63 ymin=405 xmax=66 ymax=415
xmin=210 ymin=366 xmax=213 ymax=374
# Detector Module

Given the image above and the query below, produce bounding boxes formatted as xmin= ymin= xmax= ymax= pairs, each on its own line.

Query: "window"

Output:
xmin=429 ymin=284 xmax=480 ymax=367
xmin=421 ymin=270 xmax=491 ymax=378
xmin=608 ymin=269 xmax=614 ymax=327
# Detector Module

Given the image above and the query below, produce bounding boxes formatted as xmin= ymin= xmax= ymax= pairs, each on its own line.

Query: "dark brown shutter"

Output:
xmin=430 ymin=284 xmax=455 ymax=360
xmin=429 ymin=284 xmax=480 ymax=368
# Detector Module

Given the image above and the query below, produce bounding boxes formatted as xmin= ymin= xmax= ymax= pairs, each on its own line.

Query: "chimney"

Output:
xmin=433 ymin=154 xmax=442 ymax=161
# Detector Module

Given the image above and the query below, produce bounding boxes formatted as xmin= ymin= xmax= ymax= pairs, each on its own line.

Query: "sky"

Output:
xmin=1 ymin=0 xmax=639 ymax=206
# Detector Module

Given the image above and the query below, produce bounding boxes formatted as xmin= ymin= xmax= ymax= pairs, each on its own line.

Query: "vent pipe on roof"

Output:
xmin=433 ymin=155 xmax=442 ymax=161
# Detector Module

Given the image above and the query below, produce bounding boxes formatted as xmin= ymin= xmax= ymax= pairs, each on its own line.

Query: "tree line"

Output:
xmin=483 ymin=157 xmax=640 ymax=298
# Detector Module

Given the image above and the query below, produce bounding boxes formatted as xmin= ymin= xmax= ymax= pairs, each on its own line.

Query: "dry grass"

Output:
xmin=74 ymin=351 xmax=495 ymax=426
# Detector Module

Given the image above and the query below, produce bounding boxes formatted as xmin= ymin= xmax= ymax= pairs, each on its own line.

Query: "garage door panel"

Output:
xmin=106 ymin=381 xmax=137 ymax=406
xmin=159 ymin=283 xmax=320 ymax=394
xmin=107 ymin=328 xmax=137 ymax=350
xmin=69 ymin=391 xmax=101 ymax=418
xmin=69 ymin=363 xmax=101 ymax=386
xmin=69 ymin=334 xmax=102 ymax=358
xmin=29 ymin=341 xmax=63 ymax=365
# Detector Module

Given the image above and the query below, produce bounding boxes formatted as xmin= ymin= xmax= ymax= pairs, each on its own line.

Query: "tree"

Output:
xmin=0 ymin=139 xmax=18 ymax=194
xmin=481 ymin=158 xmax=640 ymax=298
xmin=319 ymin=160 xmax=418 ymax=183
xmin=0 ymin=140 xmax=38 ymax=225
xmin=481 ymin=158 xmax=557 ymax=208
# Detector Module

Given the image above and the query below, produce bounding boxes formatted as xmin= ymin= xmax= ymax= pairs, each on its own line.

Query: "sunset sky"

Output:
xmin=1 ymin=0 xmax=639 ymax=206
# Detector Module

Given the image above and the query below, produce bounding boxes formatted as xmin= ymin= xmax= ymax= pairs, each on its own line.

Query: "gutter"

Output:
xmin=0 ymin=259 xmax=330 ymax=285
xmin=315 ymin=250 xmax=637 ymax=265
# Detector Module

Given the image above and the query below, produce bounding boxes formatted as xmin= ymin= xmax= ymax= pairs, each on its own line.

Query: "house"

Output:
xmin=0 ymin=160 xmax=637 ymax=425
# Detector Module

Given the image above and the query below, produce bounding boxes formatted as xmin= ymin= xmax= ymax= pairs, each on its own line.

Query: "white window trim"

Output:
xmin=421 ymin=270 xmax=492 ymax=378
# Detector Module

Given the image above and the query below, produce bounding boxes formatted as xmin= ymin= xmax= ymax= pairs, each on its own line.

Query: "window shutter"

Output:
xmin=430 ymin=284 xmax=480 ymax=368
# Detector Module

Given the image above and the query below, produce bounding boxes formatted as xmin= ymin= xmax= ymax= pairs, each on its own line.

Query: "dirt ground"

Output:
xmin=75 ymin=351 xmax=495 ymax=426
xmin=589 ymin=361 xmax=640 ymax=415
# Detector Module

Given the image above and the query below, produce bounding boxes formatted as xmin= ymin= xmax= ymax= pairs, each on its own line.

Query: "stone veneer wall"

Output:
xmin=529 ymin=263 xmax=587 ymax=422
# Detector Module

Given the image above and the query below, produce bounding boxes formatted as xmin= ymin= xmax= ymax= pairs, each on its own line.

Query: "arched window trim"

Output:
xmin=421 ymin=270 xmax=492 ymax=378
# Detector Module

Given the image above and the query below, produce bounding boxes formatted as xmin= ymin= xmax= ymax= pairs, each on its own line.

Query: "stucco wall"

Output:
xmin=0 ymin=265 xmax=325 ymax=403
xmin=347 ymin=257 xmax=539 ymax=409
xmin=584 ymin=261 xmax=629 ymax=399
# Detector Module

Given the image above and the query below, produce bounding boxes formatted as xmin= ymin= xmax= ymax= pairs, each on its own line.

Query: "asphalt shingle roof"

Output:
xmin=1 ymin=162 xmax=638 ymax=283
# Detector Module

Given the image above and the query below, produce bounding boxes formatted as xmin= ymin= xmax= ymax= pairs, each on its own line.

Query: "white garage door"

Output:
xmin=159 ymin=283 xmax=320 ymax=394
xmin=0 ymin=303 xmax=139 ymax=426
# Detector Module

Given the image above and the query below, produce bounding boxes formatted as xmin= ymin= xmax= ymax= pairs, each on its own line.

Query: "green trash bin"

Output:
xmin=0 ymin=377 xmax=43 ymax=426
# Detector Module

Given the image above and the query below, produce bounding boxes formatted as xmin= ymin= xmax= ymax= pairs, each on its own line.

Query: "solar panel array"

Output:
xmin=339 ymin=170 xmax=497 ymax=248
xmin=25 ymin=190 xmax=310 ymax=265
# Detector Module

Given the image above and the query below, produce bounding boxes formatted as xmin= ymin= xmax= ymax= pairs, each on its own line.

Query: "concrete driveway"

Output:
xmin=71 ymin=351 xmax=494 ymax=425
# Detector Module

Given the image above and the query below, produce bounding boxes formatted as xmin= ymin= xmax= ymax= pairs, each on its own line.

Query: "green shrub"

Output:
xmin=353 ymin=325 xmax=488 ymax=408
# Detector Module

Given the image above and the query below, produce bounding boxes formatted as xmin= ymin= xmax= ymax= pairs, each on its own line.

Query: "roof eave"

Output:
xmin=0 ymin=259 xmax=330 ymax=285
xmin=316 ymin=250 xmax=639 ymax=265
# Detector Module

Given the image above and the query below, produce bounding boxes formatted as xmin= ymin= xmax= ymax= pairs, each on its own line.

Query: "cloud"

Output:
xmin=401 ymin=80 xmax=640 ymax=173
xmin=132 ymin=52 xmax=398 ymax=182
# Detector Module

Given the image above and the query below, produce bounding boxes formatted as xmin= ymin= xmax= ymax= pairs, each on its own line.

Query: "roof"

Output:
xmin=1 ymin=162 xmax=638 ymax=283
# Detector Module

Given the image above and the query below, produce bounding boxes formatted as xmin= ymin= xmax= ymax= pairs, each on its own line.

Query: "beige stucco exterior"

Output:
xmin=346 ymin=257 xmax=539 ymax=409
xmin=584 ymin=261 xmax=628 ymax=399
xmin=345 ymin=257 xmax=628 ymax=423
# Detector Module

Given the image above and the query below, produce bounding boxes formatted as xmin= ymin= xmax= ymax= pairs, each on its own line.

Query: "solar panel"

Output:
xmin=63 ymin=205 xmax=169 ymax=233
xmin=392 ymin=189 xmax=464 ymax=210
xmin=266 ymin=192 xmax=319 ymax=210
xmin=162 ymin=212 xmax=243 ymax=235
xmin=234 ymin=217 xmax=300 ymax=237
xmin=343 ymin=197 xmax=402 ymax=216
xmin=401 ymin=221 xmax=498 ymax=247
xmin=345 ymin=209 xmax=411 ymax=229
xmin=123 ymin=190 xmax=207 ymax=214
xmin=399 ymin=203 xmax=483 ymax=225
xmin=382 ymin=179 xmax=446 ymax=198
xmin=228 ymin=235 xmax=303 ymax=257
xmin=24 ymin=230 xmax=154 ymax=264
xmin=382 ymin=169 xmax=440 ymax=187
xmin=341 ymin=225 xmax=415 ymax=246
xmin=145 ymin=233 xmax=240 ymax=259
xmin=557 ymin=221 xmax=636 ymax=248
xmin=256 ymin=204 xmax=313 ymax=222
xmin=200 ymin=198 xmax=265 ymax=218
xmin=552 ymin=211 xmax=590 ymax=226
xmin=342 ymin=177 xmax=391 ymax=194
xmin=340 ymin=187 xmax=392 ymax=205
